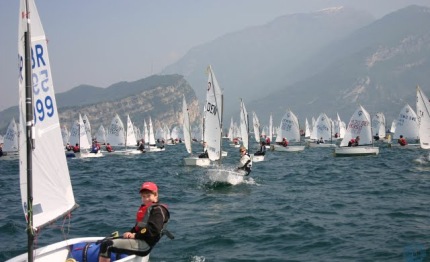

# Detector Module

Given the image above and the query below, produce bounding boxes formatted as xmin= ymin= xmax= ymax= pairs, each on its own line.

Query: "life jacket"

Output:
xmin=135 ymin=203 xmax=174 ymax=240
xmin=239 ymin=154 xmax=252 ymax=175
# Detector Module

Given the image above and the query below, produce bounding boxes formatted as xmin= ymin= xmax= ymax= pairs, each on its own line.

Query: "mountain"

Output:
xmin=251 ymin=5 xmax=430 ymax=124
xmin=0 ymin=74 xmax=200 ymax=134
xmin=162 ymin=6 xmax=375 ymax=121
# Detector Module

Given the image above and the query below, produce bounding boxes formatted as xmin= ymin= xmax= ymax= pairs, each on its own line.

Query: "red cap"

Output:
xmin=140 ymin=182 xmax=158 ymax=193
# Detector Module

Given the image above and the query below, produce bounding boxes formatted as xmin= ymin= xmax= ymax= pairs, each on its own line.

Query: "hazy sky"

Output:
xmin=1 ymin=0 xmax=430 ymax=111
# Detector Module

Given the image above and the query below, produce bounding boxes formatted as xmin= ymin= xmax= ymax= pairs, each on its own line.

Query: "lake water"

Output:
xmin=0 ymin=140 xmax=429 ymax=261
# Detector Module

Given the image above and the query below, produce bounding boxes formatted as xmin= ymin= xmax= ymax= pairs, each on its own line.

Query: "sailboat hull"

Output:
xmin=251 ymin=154 xmax=265 ymax=162
xmin=271 ymin=144 xmax=305 ymax=152
xmin=184 ymin=157 xmax=211 ymax=166
xmin=6 ymin=237 xmax=149 ymax=262
xmin=334 ymin=146 xmax=379 ymax=156
xmin=307 ymin=142 xmax=337 ymax=148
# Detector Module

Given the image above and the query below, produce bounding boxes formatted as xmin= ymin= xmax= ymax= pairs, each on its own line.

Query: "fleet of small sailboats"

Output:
xmin=2 ymin=1 xmax=430 ymax=262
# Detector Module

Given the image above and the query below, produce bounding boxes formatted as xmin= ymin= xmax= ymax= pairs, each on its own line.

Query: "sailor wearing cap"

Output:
xmin=99 ymin=182 xmax=173 ymax=261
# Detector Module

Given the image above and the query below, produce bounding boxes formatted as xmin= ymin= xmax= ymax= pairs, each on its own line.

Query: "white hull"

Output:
xmin=271 ymin=144 xmax=305 ymax=152
xmin=184 ymin=156 xmax=211 ymax=166
xmin=230 ymin=144 xmax=240 ymax=148
xmin=124 ymin=149 xmax=145 ymax=154
xmin=6 ymin=237 xmax=149 ymax=262
xmin=251 ymin=154 xmax=265 ymax=162
xmin=387 ymin=143 xmax=421 ymax=149
xmin=334 ymin=146 xmax=379 ymax=156
xmin=66 ymin=152 xmax=104 ymax=158
xmin=222 ymin=151 xmax=228 ymax=157
xmin=147 ymin=146 xmax=165 ymax=152
xmin=307 ymin=142 xmax=337 ymax=148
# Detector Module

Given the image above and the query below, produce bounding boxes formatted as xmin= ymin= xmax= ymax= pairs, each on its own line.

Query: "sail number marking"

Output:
xmin=206 ymin=102 xmax=217 ymax=116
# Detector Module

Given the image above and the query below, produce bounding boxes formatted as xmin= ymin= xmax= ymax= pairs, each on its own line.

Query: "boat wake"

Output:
xmin=413 ymin=154 xmax=430 ymax=165
xmin=206 ymin=168 xmax=251 ymax=185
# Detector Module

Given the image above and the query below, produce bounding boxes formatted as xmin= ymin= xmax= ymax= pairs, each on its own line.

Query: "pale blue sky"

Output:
xmin=1 ymin=0 xmax=429 ymax=111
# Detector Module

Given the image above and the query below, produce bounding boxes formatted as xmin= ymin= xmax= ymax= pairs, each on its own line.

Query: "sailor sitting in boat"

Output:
xmin=98 ymin=182 xmax=173 ymax=262
xmin=316 ymin=137 xmax=324 ymax=144
xmin=90 ymin=142 xmax=100 ymax=153
xmin=237 ymin=146 xmax=252 ymax=175
xmin=348 ymin=136 xmax=360 ymax=147
xmin=198 ymin=142 xmax=209 ymax=158
xmin=254 ymin=141 xmax=266 ymax=156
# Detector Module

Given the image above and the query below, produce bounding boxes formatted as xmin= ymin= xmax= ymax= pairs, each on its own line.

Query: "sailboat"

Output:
xmin=147 ymin=117 xmax=165 ymax=152
xmin=95 ymin=125 xmax=107 ymax=145
xmin=307 ymin=113 xmax=337 ymax=148
xmin=272 ymin=109 xmax=305 ymax=152
xmin=0 ymin=118 xmax=20 ymax=160
xmin=183 ymin=95 xmax=210 ymax=166
xmin=240 ymin=100 xmax=264 ymax=162
xmin=125 ymin=114 xmax=144 ymax=154
xmin=9 ymin=0 xmax=147 ymax=261
xmin=390 ymin=104 xmax=420 ymax=148
xmin=204 ymin=66 xmax=246 ymax=182
xmin=416 ymin=85 xmax=430 ymax=149
xmin=68 ymin=114 xmax=103 ymax=158
xmin=334 ymin=105 xmax=379 ymax=156
xmin=252 ymin=111 xmax=261 ymax=143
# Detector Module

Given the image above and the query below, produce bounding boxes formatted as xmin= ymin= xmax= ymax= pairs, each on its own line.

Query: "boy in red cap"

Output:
xmin=99 ymin=181 xmax=171 ymax=261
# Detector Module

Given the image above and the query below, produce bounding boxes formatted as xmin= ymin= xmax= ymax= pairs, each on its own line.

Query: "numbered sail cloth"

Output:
xmin=9 ymin=0 xmax=148 ymax=261
xmin=334 ymin=105 xmax=379 ymax=156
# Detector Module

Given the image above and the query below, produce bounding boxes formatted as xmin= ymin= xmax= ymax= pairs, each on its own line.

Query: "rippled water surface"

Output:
xmin=1 ymin=140 xmax=429 ymax=261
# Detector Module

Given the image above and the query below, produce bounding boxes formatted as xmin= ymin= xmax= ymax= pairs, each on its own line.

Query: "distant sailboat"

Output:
xmin=416 ymin=85 xmax=430 ymax=149
xmin=272 ymin=109 xmax=305 ymax=152
xmin=334 ymin=105 xmax=379 ymax=156
xmin=183 ymin=95 xmax=210 ymax=166
xmin=0 ymin=118 xmax=19 ymax=160
xmin=205 ymin=65 xmax=246 ymax=183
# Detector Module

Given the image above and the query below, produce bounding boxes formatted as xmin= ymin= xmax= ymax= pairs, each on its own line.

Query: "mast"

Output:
xmin=24 ymin=0 xmax=35 ymax=260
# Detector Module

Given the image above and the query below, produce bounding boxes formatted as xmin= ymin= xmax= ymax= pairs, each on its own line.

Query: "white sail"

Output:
xmin=126 ymin=115 xmax=137 ymax=146
xmin=3 ymin=118 xmax=19 ymax=152
xmin=18 ymin=0 xmax=76 ymax=229
xmin=144 ymin=119 xmax=149 ymax=143
xmin=107 ymin=114 xmax=126 ymax=146
xmin=278 ymin=109 xmax=301 ymax=142
xmin=96 ymin=125 xmax=107 ymax=144
xmin=82 ymin=114 xmax=92 ymax=144
xmin=170 ymin=126 xmax=179 ymax=140
xmin=227 ymin=117 xmax=234 ymax=141
xmin=239 ymin=99 xmax=249 ymax=149
xmin=416 ymin=86 xmax=430 ymax=149
xmin=304 ymin=118 xmax=311 ymax=138
xmin=390 ymin=120 xmax=397 ymax=133
xmin=393 ymin=104 xmax=419 ymax=140
xmin=340 ymin=105 xmax=373 ymax=147
xmin=310 ymin=113 xmax=332 ymax=141
xmin=61 ymin=125 xmax=70 ymax=146
xmin=269 ymin=114 xmax=273 ymax=141
xmin=204 ymin=65 xmax=223 ymax=161
xmin=183 ymin=95 xmax=192 ymax=154
xmin=69 ymin=114 xmax=91 ymax=150
xmin=372 ymin=112 xmax=386 ymax=138
xmin=252 ymin=112 xmax=261 ymax=143
xmin=148 ymin=117 xmax=156 ymax=145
